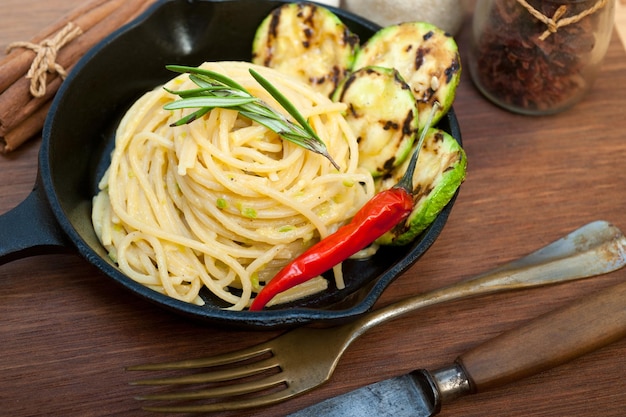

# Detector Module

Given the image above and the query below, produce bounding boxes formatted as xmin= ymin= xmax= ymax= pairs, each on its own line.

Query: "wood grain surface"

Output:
xmin=2 ymin=1 xmax=626 ymax=416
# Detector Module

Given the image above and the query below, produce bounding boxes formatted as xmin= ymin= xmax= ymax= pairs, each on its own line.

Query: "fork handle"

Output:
xmin=456 ymin=278 xmax=626 ymax=393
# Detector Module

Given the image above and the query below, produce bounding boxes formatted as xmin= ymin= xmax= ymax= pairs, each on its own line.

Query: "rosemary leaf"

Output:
xmin=163 ymin=65 xmax=340 ymax=170
xmin=164 ymin=96 xmax=257 ymax=110
xmin=167 ymin=65 xmax=249 ymax=92
xmin=163 ymin=86 xmax=229 ymax=98
xmin=170 ymin=108 xmax=211 ymax=126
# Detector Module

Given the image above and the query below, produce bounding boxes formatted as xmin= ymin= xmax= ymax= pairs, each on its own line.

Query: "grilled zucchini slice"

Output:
xmin=352 ymin=22 xmax=461 ymax=129
xmin=332 ymin=66 xmax=419 ymax=177
xmin=252 ymin=2 xmax=359 ymax=97
xmin=376 ymin=128 xmax=466 ymax=246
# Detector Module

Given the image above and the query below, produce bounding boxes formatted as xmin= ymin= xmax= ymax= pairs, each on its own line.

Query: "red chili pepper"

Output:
xmin=248 ymin=187 xmax=413 ymax=310
xmin=248 ymin=102 xmax=441 ymax=311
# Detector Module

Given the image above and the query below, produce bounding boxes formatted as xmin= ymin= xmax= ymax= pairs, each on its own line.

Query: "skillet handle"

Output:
xmin=0 ymin=183 xmax=70 ymax=265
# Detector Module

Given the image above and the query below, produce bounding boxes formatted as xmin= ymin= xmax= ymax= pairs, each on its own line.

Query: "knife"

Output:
xmin=289 ymin=278 xmax=626 ymax=417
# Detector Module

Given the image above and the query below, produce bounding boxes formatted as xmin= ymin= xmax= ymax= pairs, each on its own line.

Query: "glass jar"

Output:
xmin=468 ymin=0 xmax=615 ymax=115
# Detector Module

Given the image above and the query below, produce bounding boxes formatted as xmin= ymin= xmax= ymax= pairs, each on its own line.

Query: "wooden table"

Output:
xmin=2 ymin=1 xmax=626 ymax=416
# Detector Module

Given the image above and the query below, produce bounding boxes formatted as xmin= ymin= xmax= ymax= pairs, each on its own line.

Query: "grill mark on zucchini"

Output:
xmin=383 ymin=120 xmax=399 ymax=130
xmin=415 ymin=47 xmax=426 ymax=70
xmin=343 ymin=27 xmax=360 ymax=49
xmin=445 ymin=58 xmax=461 ymax=83
xmin=299 ymin=4 xmax=315 ymax=47
xmin=402 ymin=111 xmax=415 ymax=136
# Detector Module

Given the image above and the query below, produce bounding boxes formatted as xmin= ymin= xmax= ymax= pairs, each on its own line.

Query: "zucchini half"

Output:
xmin=352 ymin=22 xmax=461 ymax=129
xmin=251 ymin=2 xmax=359 ymax=97
xmin=376 ymin=128 xmax=466 ymax=246
xmin=332 ymin=66 xmax=419 ymax=177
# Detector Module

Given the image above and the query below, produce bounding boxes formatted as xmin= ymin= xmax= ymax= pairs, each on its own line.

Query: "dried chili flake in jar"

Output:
xmin=468 ymin=0 xmax=614 ymax=115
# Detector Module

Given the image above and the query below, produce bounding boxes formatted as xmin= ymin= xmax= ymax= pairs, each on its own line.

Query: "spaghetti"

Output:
xmin=92 ymin=61 xmax=375 ymax=310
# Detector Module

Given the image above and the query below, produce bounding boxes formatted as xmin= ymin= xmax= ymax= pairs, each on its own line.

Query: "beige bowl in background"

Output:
xmin=342 ymin=0 xmax=465 ymax=35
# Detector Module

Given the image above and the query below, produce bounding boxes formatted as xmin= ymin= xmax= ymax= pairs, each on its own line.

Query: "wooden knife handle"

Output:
xmin=457 ymin=279 xmax=626 ymax=392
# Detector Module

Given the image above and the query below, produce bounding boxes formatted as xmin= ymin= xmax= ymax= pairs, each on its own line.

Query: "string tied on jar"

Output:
xmin=516 ymin=0 xmax=608 ymax=40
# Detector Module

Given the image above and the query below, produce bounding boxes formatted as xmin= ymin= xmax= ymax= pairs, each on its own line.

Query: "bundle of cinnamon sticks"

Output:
xmin=0 ymin=0 xmax=156 ymax=154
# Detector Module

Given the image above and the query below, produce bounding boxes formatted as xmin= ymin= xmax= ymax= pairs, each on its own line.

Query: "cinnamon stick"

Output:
xmin=0 ymin=101 xmax=51 ymax=154
xmin=0 ymin=0 xmax=132 ymax=131
xmin=0 ymin=0 xmax=112 ymax=94
xmin=0 ymin=0 xmax=155 ymax=154
xmin=0 ymin=77 xmax=62 ymax=140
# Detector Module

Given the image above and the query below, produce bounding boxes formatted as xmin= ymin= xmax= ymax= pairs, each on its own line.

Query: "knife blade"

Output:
xmin=289 ymin=278 xmax=626 ymax=417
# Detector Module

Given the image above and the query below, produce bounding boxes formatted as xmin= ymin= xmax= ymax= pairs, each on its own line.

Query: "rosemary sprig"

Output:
xmin=163 ymin=65 xmax=340 ymax=170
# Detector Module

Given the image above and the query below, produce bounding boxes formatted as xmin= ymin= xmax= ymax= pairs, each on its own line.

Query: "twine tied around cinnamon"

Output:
xmin=516 ymin=0 xmax=608 ymax=40
xmin=6 ymin=22 xmax=83 ymax=98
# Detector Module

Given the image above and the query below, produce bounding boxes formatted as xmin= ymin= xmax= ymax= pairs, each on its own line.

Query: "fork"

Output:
xmin=128 ymin=220 xmax=626 ymax=413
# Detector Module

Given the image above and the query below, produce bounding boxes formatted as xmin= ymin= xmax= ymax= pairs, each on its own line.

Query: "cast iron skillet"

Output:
xmin=0 ymin=0 xmax=462 ymax=329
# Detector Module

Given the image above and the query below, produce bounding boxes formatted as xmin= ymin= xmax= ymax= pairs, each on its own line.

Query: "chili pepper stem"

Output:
xmin=395 ymin=101 xmax=441 ymax=192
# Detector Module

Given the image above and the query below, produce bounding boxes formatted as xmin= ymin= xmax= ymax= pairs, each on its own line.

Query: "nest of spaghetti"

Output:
xmin=92 ymin=61 xmax=375 ymax=311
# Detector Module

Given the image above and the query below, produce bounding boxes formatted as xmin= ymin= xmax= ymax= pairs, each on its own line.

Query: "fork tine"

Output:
xmin=130 ymin=356 xmax=280 ymax=385
xmin=135 ymin=372 xmax=286 ymax=401
xmin=126 ymin=345 xmax=273 ymax=371
xmin=140 ymin=388 xmax=300 ymax=413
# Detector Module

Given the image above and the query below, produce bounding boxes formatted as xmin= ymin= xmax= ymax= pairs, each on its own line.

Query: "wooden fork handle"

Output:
xmin=457 ymin=278 xmax=626 ymax=392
